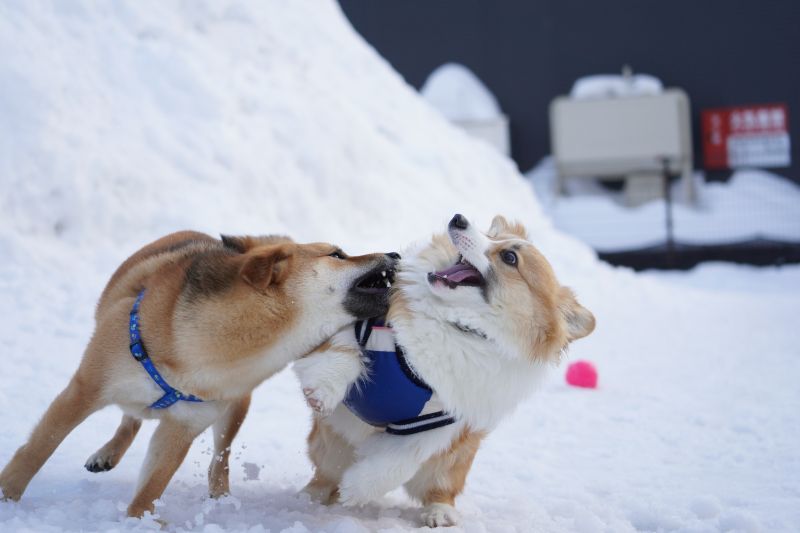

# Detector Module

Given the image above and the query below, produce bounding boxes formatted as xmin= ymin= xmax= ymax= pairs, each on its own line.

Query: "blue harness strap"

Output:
xmin=343 ymin=318 xmax=455 ymax=435
xmin=129 ymin=289 xmax=203 ymax=409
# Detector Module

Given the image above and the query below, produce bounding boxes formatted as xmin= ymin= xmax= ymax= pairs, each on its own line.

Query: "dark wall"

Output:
xmin=339 ymin=0 xmax=800 ymax=183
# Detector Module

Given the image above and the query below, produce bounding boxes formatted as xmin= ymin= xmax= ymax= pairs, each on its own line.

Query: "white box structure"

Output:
xmin=550 ymin=89 xmax=695 ymax=203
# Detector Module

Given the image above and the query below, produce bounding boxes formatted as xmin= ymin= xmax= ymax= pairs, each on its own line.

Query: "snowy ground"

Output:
xmin=528 ymin=158 xmax=800 ymax=251
xmin=2 ymin=263 xmax=798 ymax=533
xmin=1 ymin=2 xmax=799 ymax=532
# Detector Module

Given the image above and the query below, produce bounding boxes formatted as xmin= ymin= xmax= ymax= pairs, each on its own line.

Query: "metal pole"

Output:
xmin=663 ymin=158 xmax=675 ymax=267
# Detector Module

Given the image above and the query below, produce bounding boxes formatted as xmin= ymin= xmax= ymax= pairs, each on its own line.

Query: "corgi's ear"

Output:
xmin=221 ymin=235 xmax=258 ymax=253
xmin=240 ymin=245 xmax=292 ymax=292
xmin=489 ymin=215 xmax=528 ymax=239
xmin=559 ymin=287 xmax=595 ymax=342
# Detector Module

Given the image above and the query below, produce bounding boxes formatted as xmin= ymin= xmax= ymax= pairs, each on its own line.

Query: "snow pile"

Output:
xmin=0 ymin=3 xmax=538 ymax=255
xmin=1 ymin=2 xmax=799 ymax=533
xmin=420 ymin=62 xmax=503 ymax=122
xmin=529 ymin=158 xmax=800 ymax=251
xmin=570 ymin=73 xmax=664 ymax=100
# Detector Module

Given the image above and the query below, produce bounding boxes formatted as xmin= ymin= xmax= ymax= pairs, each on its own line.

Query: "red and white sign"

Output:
xmin=702 ymin=103 xmax=791 ymax=169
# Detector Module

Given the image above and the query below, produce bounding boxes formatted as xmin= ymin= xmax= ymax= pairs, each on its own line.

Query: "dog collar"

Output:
xmin=129 ymin=289 xmax=204 ymax=409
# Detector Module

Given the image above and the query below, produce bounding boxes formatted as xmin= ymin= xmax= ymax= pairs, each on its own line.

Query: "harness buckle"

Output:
xmin=129 ymin=341 xmax=149 ymax=362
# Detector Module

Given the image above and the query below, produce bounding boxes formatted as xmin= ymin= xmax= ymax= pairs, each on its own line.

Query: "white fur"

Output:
xmin=421 ymin=503 xmax=461 ymax=528
xmin=338 ymin=421 xmax=463 ymax=506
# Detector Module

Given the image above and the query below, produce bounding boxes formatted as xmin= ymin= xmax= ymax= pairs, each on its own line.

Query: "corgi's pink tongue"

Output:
xmin=435 ymin=263 xmax=481 ymax=283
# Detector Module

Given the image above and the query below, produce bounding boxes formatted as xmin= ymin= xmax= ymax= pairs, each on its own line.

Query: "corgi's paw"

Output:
xmin=302 ymin=386 xmax=341 ymax=417
xmin=0 ymin=469 xmax=27 ymax=501
xmin=337 ymin=476 xmax=374 ymax=507
xmin=421 ymin=503 xmax=461 ymax=527
xmin=301 ymin=479 xmax=340 ymax=505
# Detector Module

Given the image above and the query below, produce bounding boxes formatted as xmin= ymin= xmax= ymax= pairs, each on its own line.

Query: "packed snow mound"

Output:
xmin=420 ymin=62 xmax=503 ymax=122
xmin=570 ymin=73 xmax=664 ymax=100
xmin=0 ymin=2 xmax=550 ymax=259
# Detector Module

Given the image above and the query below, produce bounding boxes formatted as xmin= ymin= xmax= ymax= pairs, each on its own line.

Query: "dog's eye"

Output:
xmin=500 ymin=250 xmax=517 ymax=266
xmin=329 ymin=250 xmax=347 ymax=260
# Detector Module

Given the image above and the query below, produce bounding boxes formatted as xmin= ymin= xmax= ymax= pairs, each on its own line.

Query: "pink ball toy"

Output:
xmin=566 ymin=360 xmax=598 ymax=389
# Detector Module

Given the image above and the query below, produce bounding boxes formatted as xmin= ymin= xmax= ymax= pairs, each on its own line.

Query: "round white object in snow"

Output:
xmin=570 ymin=74 xmax=663 ymax=100
xmin=421 ymin=63 xmax=503 ymax=122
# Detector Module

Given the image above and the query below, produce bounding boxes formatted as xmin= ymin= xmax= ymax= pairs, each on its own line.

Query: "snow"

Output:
xmin=528 ymin=157 xmax=800 ymax=251
xmin=570 ymin=74 xmax=664 ymax=100
xmin=420 ymin=63 xmax=503 ymax=122
xmin=1 ymin=2 xmax=799 ymax=532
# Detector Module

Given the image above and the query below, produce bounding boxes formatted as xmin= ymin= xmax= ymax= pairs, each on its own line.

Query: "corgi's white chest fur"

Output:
xmin=391 ymin=310 xmax=548 ymax=431
xmin=386 ymin=248 xmax=550 ymax=431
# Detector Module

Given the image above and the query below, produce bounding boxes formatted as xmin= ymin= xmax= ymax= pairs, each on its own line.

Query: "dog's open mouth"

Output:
xmin=354 ymin=267 xmax=396 ymax=294
xmin=427 ymin=255 xmax=485 ymax=289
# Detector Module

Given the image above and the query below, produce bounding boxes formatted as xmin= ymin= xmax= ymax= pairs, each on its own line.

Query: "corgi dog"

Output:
xmin=293 ymin=214 xmax=595 ymax=527
xmin=0 ymin=231 xmax=398 ymax=519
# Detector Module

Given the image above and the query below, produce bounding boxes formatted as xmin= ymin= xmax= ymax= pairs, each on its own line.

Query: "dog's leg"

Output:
xmin=0 ymin=372 xmax=104 ymax=501
xmin=293 ymin=332 xmax=363 ymax=416
xmin=338 ymin=423 xmax=462 ymax=507
xmin=404 ymin=429 xmax=484 ymax=527
xmin=208 ymin=395 xmax=251 ymax=498
xmin=84 ymin=414 xmax=142 ymax=473
xmin=127 ymin=416 xmax=208 ymax=518
xmin=302 ymin=416 xmax=357 ymax=505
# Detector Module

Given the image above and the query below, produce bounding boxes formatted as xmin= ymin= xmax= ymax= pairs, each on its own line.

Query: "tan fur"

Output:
xmin=85 ymin=415 xmax=142 ymax=472
xmin=0 ymin=231 xmax=395 ymax=519
xmin=407 ymin=429 xmax=485 ymax=507
xmin=127 ymin=416 xmax=203 ymax=518
xmin=303 ymin=418 xmax=355 ymax=505
xmin=208 ymin=395 xmax=252 ymax=498
xmin=485 ymin=215 xmax=595 ymax=361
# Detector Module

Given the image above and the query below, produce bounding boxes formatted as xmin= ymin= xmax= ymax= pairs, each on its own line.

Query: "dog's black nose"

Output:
xmin=449 ymin=213 xmax=469 ymax=230
xmin=385 ymin=252 xmax=401 ymax=260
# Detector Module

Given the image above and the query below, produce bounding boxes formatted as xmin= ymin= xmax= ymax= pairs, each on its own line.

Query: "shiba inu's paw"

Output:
xmin=0 ymin=486 xmax=22 ymax=502
xmin=421 ymin=503 xmax=461 ymax=527
xmin=84 ymin=450 xmax=117 ymax=472
xmin=0 ymin=474 xmax=25 ymax=501
xmin=207 ymin=468 xmax=230 ymax=499
xmin=127 ymin=507 xmax=166 ymax=527
xmin=302 ymin=387 xmax=341 ymax=417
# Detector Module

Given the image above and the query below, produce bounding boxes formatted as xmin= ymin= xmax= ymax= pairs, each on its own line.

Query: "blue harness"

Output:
xmin=343 ymin=318 xmax=455 ymax=435
xmin=129 ymin=289 xmax=204 ymax=409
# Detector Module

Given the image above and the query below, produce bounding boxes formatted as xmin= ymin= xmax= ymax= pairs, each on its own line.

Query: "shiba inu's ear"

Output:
xmin=241 ymin=246 xmax=292 ymax=291
xmin=222 ymin=235 xmax=257 ymax=253
xmin=223 ymin=234 xmax=295 ymax=253
xmin=489 ymin=215 xmax=528 ymax=239
xmin=559 ymin=287 xmax=595 ymax=342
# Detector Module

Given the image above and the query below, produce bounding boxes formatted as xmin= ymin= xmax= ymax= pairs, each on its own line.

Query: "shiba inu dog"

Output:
xmin=293 ymin=214 xmax=595 ymax=527
xmin=0 ymin=231 xmax=398 ymax=519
